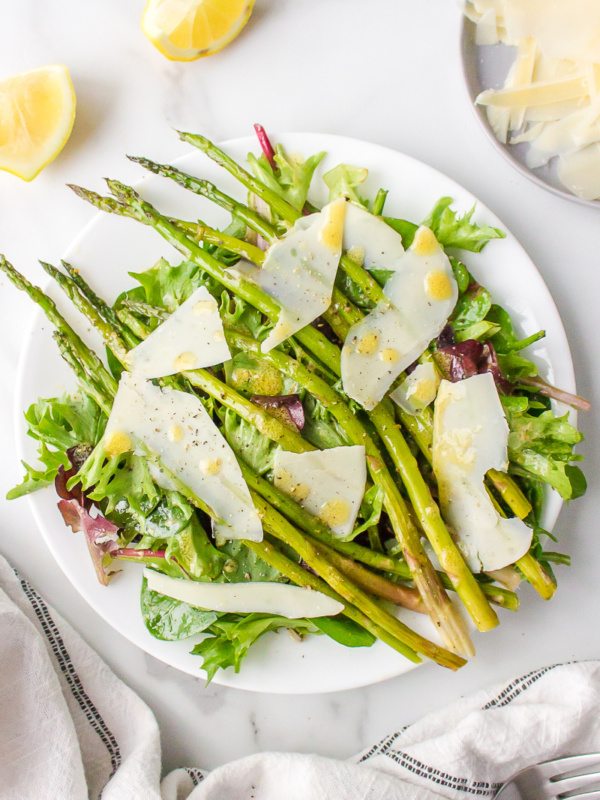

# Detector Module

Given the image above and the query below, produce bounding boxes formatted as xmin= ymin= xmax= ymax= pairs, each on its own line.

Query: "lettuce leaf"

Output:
xmin=247 ymin=146 xmax=325 ymax=212
xmin=127 ymin=258 xmax=222 ymax=313
xmin=191 ymin=613 xmax=317 ymax=683
xmin=422 ymin=197 xmax=505 ymax=252
xmin=8 ymin=393 xmax=106 ymax=499
xmin=505 ymin=405 xmax=584 ymax=501
xmin=323 ymin=164 xmax=369 ymax=205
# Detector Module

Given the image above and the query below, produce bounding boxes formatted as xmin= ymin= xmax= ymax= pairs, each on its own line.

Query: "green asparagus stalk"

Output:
xmin=226 ymin=330 xmax=474 ymax=656
xmin=0 ymin=257 xmax=118 ymax=400
xmin=53 ymin=332 xmax=113 ymax=416
xmin=252 ymin=492 xmax=466 ymax=669
xmin=124 ymin=157 xmax=279 ymax=242
xmin=244 ymin=538 xmax=423 ymax=663
xmin=391 ymin=398 xmax=553 ymax=598
xmin=39 ymin=261 xmax=129 ymax=361
xmin=516 ymin=552 xmax=556 ymax=600
xmin=309 ymin=539 xmax=426 ymax=613
xmin=369 ymin=403 xmax=499 ymax=631
xmin=60 ymin=261 xmax=139 ymax=349
xmin=178 ymin=131 xmax=388 ymax=307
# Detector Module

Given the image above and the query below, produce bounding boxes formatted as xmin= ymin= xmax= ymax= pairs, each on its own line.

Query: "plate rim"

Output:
xmin=14 ymin=131 xmax=577 ymax=693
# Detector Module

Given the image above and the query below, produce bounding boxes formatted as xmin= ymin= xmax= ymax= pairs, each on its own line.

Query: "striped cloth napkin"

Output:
xmin=2 ymin=553 xmax=599 ymax=800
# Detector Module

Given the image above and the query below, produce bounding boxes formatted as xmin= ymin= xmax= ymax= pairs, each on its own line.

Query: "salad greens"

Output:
xmin=3 ymin=126 xmax=588 ymax=683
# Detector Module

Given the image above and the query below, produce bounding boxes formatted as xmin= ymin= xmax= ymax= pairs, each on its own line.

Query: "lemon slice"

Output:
xmin=0 ymin=65 xmax=76 ymax=181
xmin=142 ymin=0 xmax=254 ymax=61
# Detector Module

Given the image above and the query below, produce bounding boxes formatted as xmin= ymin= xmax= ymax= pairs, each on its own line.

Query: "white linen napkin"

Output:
xmin=2 ymin=552 xmax=599 ymax=800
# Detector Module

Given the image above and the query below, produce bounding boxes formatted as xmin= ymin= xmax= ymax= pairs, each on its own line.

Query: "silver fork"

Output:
xmin=496 ymin=753 xmax=600 ymax=799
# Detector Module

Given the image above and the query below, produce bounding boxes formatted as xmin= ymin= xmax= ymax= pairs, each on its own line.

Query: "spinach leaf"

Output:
xmin=141 ymin=576 xmax=218 ymax=641
xmin=217 ymin=539 xmax=286 ymax=584
xmin=451 ymin=283 xmax=492 ymax=330
xmin=312 ymin=616 xmax=375 ymax=647
xmin=382 ymin=216 xmax=418 ymax=248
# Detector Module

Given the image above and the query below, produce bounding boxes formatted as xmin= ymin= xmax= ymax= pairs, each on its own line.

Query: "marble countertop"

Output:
xmin=0 ymin=0 xmax=598 ymax=776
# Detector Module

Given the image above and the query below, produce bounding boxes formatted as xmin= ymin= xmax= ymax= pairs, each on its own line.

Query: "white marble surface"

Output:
xmin=0 ymin=0 xmax=598 ymax=778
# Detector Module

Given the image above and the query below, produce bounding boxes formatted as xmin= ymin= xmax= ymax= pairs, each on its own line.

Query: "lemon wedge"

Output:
xmin=142 ymin=0 xmax=254 ymax=61
xmin=0 ymin=65 xmax=76 ymax=181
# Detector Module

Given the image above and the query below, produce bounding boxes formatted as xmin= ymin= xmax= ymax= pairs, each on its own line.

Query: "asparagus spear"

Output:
xmin=53 ymin=332 xmax=113 ymax=416
xmin=240 ymin=458 xmax=518 ymax=611
xmin=177 ymin=132 xmax=388 ymax=308
xmin=252 ymin=492 xmax=466 ymax=670
xmin=369 ymin=403 xmax=499 ymax=631
xmin=393 ymin=399 xmax=556 ymax=599
xmin=226 ymin=329 xmax=474 ymax=656
xmin=245 ymin=538 xmax=423 ymax=664
xmin=0 ymin=257 xmax=118 ymax=400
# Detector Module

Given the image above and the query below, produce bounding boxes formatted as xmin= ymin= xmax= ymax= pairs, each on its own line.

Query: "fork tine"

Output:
xmin=552 ymin=770 xmax=600 ymax=795
xmin=545 ymin=753 xmax=600 ymax=776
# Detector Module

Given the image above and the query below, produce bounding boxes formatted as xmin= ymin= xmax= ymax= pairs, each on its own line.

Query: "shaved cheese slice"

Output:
xmin=510 ymin=122 xmax=545 ymax=144
xmin=433 ymin=373 xmax=532 ymax=572
xmin=391 ymin=361 xmax=441 ymax=416
xmin=558 ymin=144 xmax=600 ymax=199
xmin=509 ymin=38 xmax=537 ymax=131
xmin=502 ymin=0 xmax=600 ymax=65
xmin=476 ymin=75 xmax=589 ymax=110
xmin=475 ymin=8 xmax=500 ymax=46
xmin=104 ymin=372 xmax=263 ymax=542
xmin=274 ymin=446 xmax=367 ymax=539
xmin=145 ymin=569 xmax=344 ymax=618
xmin=525 ymin=98 xmax=600 ymax=168
xmin=341 ymin=227 xmax=457 ymax=410
xmin=342 ymin=201 xmax=404 ymax=270
xmin=125 ymin=286 xmax=230 ymax=379
xmin=253 ymin=198 xmax=346 ymax=353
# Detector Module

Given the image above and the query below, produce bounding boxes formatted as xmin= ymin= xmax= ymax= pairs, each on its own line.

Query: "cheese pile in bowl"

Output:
xmin=464 ymin=0 xmax=600 ymax=200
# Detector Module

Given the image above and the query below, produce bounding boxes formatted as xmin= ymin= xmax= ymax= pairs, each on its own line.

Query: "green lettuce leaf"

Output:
xmin=422 ymin=197 xmax=505 ymax=252
xmin=247 ymin=146 xmax=325 ymax=212
xmin=8 ymin=393 xmax=106 ymax=500
xmin=191 ymin=613 xmax=317 ymax=683
xmin=506 ymin=405 xmax=584 ymax=501
xmin=127 ymin=258 xmax=221 ymax=312
xmin=323 ymin=164 xmax=368 ymax=205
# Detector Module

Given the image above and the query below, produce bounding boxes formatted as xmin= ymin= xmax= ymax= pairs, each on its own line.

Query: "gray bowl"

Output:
xmin=460 ymin=17 xmax=600 ymax=209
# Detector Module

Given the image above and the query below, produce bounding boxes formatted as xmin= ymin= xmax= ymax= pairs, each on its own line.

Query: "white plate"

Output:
xmin=15 ymin=133 xmax=575 ymax=694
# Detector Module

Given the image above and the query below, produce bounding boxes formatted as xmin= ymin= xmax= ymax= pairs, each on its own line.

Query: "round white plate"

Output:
xmin=460 ymin=18 xmax=600 ymax=209
xmin=16 ymin=133 xmax=575 ymax=694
